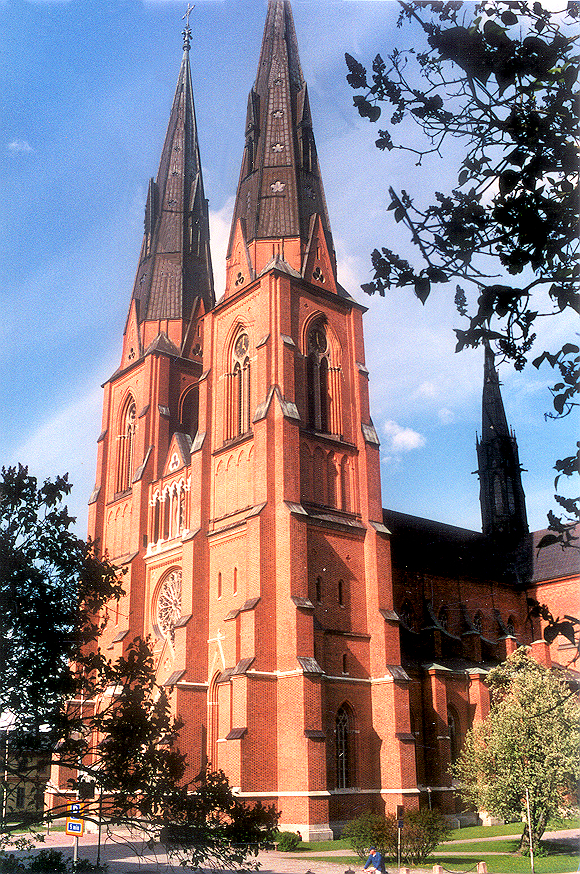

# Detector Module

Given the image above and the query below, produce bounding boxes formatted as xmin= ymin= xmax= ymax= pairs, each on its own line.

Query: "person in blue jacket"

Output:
xmin=363 ymin=847 xmax=385 ymax=873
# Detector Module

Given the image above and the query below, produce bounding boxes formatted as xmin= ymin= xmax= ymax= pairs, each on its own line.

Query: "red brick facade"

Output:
xmin=76 ymin=0 xmax=579 ymax=837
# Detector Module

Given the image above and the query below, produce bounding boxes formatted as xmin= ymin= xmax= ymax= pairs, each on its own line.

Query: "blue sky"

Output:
xmin=1 ymin=0 xmax=575 ymax=536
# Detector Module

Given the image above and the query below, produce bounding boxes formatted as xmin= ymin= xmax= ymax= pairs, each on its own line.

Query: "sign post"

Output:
xmin=396 ymin=805 xmax=404 ymax=874
xmin=66 ymin=802 xmax=84 ymax=864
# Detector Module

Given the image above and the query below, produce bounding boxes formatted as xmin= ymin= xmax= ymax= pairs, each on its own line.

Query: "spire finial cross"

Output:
xmin=182 ymin=3 xmax=194 ymax=50
xmin=182 ymin=3 xmax=194 ymax=28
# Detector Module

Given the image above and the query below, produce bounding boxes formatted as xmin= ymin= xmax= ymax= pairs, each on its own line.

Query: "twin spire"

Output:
xmin=126 ymin=2 xmax=527 ymax=545
xmin=130 ymin=5 xmax=214 ymax=324
xmin=130 ymin=0 xmax=336 ymax=328
xmin=226 ymin=0 xmax=335 ymax=280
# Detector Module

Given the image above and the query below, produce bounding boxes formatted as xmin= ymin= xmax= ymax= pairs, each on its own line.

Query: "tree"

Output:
xmin=0 ymin=466 xmax=279 ymax=870
xmin=346 ymin=1 xmax=579 ymax=541
xmin=0 ymin=464 xmax=124 ymax=739
xmin=452 ymin=647 xmax=580 ymax=850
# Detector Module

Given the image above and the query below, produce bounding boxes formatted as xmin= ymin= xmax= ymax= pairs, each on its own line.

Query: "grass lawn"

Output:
xmin=296 ymin=815 xmax=579 ymax=873
xmin=443 ymin=817 xmax=580 ymax=843
xmin=303 ymin=852 xmax=580 ymax=873
xmin=435 ymin=854 xmax=579 ymax=873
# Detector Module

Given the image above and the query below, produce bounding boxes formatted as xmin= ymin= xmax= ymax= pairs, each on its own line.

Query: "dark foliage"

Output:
xmin=346 ymin=1 xmax=579 ymax=538
xmin=527 ymin=597 xmax=580 ymax=663
xmin=0 ymin=464 xmax=124 ymax=739
xmin=276 ymin=831 xmax=301 ymax=851
xmin=0 ymin=466 xmax=279 ymax=870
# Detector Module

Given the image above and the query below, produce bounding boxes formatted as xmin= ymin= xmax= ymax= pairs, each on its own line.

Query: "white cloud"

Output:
xmin=382 ymin=419 xmax=426 ymax=453
xmin=438 ymin=408 xmax=455 ymax=425
xmin=7 ymin=383 xmax=105 ymax=534
xmin=7 ymin=139 xmax=33 ymax=153
xmin=415 ymin=381 xmax=439 ymax=400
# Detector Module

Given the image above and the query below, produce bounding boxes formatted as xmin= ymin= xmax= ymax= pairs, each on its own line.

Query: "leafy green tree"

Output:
xmin=452 ymin=647 xmax=580 ymax=850
xmin=0 ymin=466 xmax=279 ymax=870
xmin=0 ymin=464 xmax=124 ymax=738
xmin=346 ymin=1 xmax=579 ymax=541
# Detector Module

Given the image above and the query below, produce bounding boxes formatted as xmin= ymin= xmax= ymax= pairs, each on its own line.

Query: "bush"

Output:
xmin=27 ymin=850 xmax=69 ymax=873
xmin=400 ymin=809 xmax=451 ymax=864
xmin=343 ymin=808 xmax=451 ymax=865
xmin=0 ymin=855 xmax=25 ymax=873
xmin=276 ymin=831 xmax=301 ymax=851
xmin=342 ymin=812 xmax=394 ymax=859
xmin=0 ymin=850 xmax=107 ymax=874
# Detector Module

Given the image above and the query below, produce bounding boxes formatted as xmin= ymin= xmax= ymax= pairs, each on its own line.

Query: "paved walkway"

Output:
xmin=3 ymin=827 xmax=578 ymax=874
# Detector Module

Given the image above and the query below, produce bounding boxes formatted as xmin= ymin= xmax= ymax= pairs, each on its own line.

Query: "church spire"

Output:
xmin=477 ymin=343 xmax=528 ymax=543
xmin=226 ymin=0 xmax=335 ymax=287
xmin=130 ymin=16 xmax=214 ymax=327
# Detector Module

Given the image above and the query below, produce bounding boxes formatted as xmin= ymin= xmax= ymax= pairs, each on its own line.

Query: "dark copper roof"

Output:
xmin=481 ymin=343 xmax=510 ymax=442
xmin=130 ymin=32 xmax=214 ymax=323
xmin=227 ymin=0 xmax=334 ymax=270
xmin=529 ymin=525 xmax=580 ymax=583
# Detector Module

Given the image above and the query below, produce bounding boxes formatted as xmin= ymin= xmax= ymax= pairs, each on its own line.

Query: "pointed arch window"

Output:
xmin=116 ymin=397 xmax=136 ymax=493
xmin=447 ymin=709 xmax=459 ymax=764
xmin=180 ymin=386 xmax=199 ymax=440
xmin=152 ymin=493 xmax=161 ymax=543
xmin=226 ymin=332 xmax=251 ymax=440
xmin=307 ymin=324 xmax=329 ymax=432
xmin=336 ymin=705 xmax=354 ymax=789
xmin=400 ymin=599 xmax=416 ymax=632
xmin=305 ymin=322 xmax=343 ymax=436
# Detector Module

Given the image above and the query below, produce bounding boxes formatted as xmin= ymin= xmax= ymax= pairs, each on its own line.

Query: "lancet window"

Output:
xmin=305 ymin=321 xmax=342 ymax=436
xmin=447 ymin=708 xmax=459 ymax=764
xmin=336 ymin=704 xmax=354 ymax=789
xmin=116 ymin=396 xmax=136 ymax=494
xmin=179 ymin=385 xmax=199 ymax=440
xmin=226 ymin=331 xmax=251 ymax=440
xmin=151 ymin=482 xmax=187 ymax=545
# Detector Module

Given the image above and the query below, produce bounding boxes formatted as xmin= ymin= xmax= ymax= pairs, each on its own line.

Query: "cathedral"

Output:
xmin=53 ymin=1 xmax=577 ymax=838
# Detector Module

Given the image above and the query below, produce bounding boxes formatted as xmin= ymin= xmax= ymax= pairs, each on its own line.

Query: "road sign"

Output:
xmin=65 ymin=819 xmax=84 ymax=836
xmin=66 ymin=802 xmax=84 ymax=837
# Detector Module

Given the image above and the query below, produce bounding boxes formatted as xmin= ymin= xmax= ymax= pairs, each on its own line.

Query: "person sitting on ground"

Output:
xmin=363 ymin=846 xmax=385 ymax=873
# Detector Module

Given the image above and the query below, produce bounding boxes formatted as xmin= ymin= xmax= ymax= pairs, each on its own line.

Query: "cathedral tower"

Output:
xmin=83 ymin=2 xmax=418 ymax=838
xmin=477 ymin=344 xmax=528 ymax=543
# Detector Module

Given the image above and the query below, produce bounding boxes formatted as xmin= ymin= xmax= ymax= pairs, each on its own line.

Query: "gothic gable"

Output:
xmin=301 ymin=213 xmax=337 ymax=295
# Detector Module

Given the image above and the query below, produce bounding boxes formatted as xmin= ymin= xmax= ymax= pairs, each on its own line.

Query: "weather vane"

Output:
xmin=182 ymin=3 xmax=194 ymax=49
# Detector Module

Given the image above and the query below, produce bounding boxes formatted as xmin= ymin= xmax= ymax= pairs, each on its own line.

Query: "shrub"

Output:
xmin=27 ymin=850 xmax=69 ymax=873
xmin=0 ymin=854 xmax=25 ymax=873
xmin=400 ymin=809 xmax=451 ymax=864
xmin=342 ymin=812 xmax=395 ymax=859
xmin=276 ymin=831 xmax=301 ymax=851
xmin=343 ymin=808 xmax=451 ymax=864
